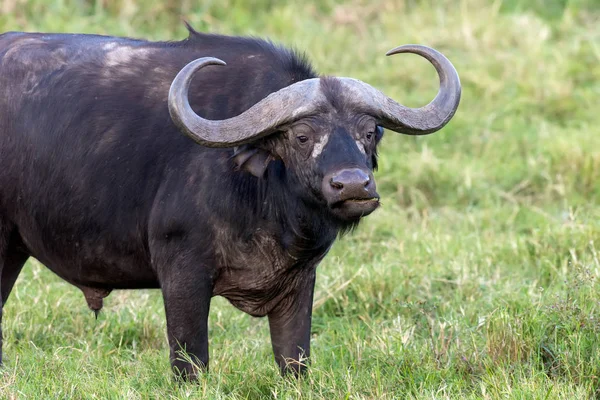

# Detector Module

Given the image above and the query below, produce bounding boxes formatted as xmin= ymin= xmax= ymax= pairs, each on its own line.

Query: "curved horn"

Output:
xmin=168 ymin=46 xmax=461 ymax=147
xmin=168 ymin=57 xmax=325 ymax=147
xmin=337 ymin=44 xmax=461 ymax=135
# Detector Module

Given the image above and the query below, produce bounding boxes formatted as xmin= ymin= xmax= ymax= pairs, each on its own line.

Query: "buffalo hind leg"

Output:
xmin=1 ymin=250 xmax=28 ymax=304
xmin=159 ymin=258 xmax=212 ymax=381
xmin=0 ymin=224 xmax=29 ymax=365
xmin=267 ymin=268 xmax=316 ymax=376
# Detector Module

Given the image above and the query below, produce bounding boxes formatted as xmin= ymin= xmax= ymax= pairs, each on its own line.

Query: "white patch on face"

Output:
xmin=311 ymin=133 xmax=330 ymax=159
xmin=355 ymin=140 xmax=366 ymax=155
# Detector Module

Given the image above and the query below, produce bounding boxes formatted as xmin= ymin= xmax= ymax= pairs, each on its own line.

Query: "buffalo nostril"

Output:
xmin=330 ymin=178 xmax=344 ymax=190
xmin=330 ymin=169 xmax=371 ymax=192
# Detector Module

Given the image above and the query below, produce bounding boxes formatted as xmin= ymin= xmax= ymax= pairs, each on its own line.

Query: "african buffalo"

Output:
xmin=0 ymin=25 xmax=460 ymax=379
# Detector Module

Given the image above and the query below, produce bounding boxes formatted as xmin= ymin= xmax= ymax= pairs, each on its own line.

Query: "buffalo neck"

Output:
xmin=205 ymin=154 xmax=342 ymax=263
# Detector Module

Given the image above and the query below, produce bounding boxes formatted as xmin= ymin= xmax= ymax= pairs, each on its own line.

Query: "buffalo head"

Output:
xmin=168 ymin=45 xmax=461 ymax=222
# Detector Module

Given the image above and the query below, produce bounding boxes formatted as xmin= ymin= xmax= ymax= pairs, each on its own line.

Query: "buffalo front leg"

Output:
xmin=160 ymin=262 xmax=213 ymax=381
xmin=267 ymin=268 xmax=316 ymax=376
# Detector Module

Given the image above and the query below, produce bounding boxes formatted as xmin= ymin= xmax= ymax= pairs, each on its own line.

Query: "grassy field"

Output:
xmin=1 ymin=0 xmax=600 ymax=398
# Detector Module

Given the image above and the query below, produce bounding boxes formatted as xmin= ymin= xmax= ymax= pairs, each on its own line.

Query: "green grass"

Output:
xmin=1 ymin=0 xmax=600 ymax=398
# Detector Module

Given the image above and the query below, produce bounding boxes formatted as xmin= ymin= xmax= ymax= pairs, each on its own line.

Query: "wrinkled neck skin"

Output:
xmin=215 ymin=156 xmax=347 ymax=260
xmin=205 ymin=155 xmax=353 ymax=316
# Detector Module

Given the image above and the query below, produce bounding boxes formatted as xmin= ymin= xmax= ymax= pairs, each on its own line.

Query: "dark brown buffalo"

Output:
xmin=0 ymin=25 xmax=460 ymax=379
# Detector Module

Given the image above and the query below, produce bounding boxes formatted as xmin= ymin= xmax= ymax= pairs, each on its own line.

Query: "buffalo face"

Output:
xmin=276 ymin=115 xmax=383 ymax=222
xmin=168 ymin=45 xmax=461 ymax=222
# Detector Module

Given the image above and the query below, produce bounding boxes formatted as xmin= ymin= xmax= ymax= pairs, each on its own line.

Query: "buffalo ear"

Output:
xmin=375 ymin=125 xmax=384 ymax=143
xmin=372 ymin=126 xmax=384 ymax=171
xmin=232 ymin=145 xmax=274 ymax=178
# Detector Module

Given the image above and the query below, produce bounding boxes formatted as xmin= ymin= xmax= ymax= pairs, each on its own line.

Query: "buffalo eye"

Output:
xmin=297 ymin=135 xmax=309 ymax=144
xmin=360 ymin=117 xmax=377 ymax=142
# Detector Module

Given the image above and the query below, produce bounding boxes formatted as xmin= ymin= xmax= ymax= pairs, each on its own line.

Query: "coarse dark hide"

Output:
xmin=0 ymin=24 xmax=460 ymax=379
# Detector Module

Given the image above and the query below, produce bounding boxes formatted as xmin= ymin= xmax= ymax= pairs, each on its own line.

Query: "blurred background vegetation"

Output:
xmin=0 ymin=0 xmax=599 ymax=398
